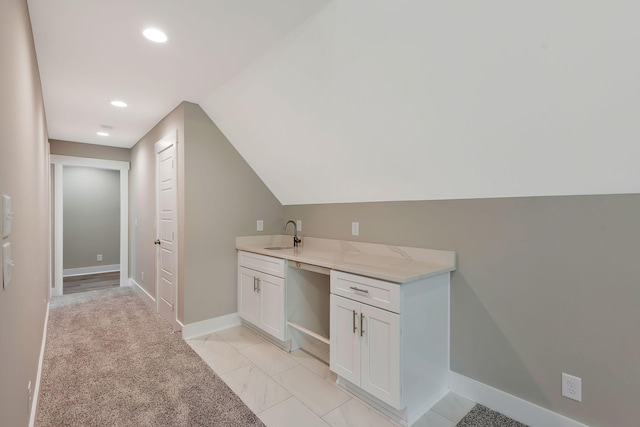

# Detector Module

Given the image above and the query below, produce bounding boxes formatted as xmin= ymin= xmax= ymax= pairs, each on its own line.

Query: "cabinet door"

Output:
xmin=238 ymin=267 xmax=260 ymax=325
xmin=360 ymin=303 xmax=401 ymax=409
xmin=258 ymin=272 xmax=286 ymax=341
xmin=330 ymin=294 xmax=361 ymax=385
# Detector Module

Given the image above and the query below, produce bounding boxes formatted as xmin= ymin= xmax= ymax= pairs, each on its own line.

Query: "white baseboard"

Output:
xmin=29 ymin=301 xmax=49 ymax=427
xmin=63 ymin=264 xmax=120 ymax=277
xmin=449 ymin=371 xmax=589 ymax=427
xmin=129 ymin=278 xmax=155 ymax=308
xmin=182 ymin=313 xmax=241 ymax=340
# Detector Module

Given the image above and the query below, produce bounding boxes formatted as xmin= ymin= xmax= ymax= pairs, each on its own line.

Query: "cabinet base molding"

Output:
xmin=242 ymin=321 xmax=292 ymax=352
xmin=336 ymin=376 xmax=448 ymax=427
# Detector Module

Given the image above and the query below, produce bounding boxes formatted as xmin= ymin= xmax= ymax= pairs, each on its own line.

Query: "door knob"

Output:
xmin=154 ymin=239 xmax=161 ymax=245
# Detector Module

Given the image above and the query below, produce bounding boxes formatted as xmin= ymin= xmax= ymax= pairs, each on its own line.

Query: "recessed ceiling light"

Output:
xmin=97 ymin=131 xmax=109 ymax=136
xmin=110 ymin=100 xmax=127 ymax=108
xmin=143 ymin=28 xmax=168 ymax=43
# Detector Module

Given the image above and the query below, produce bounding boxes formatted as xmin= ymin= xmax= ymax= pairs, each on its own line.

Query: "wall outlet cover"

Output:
xmin=3 ymin=242 xmax=13 ymax=289
xmin=352 ymin=222 xmax=359 ymax=236
xmin=296 ymin=220 xmax=302 ymax=231
xmin=3 ymin=194 xmax=12 ymax=238
xmin=257 ymin=220 xmax=264 ymax=232
xmin=562 ymin=373 xmax=582 ymax=402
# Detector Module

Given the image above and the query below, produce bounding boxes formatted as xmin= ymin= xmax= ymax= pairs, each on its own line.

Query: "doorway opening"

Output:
xmin=50 ymin=155 xmax=129 ymax=297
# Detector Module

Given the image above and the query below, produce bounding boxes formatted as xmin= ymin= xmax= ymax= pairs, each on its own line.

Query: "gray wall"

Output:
xmin=0 ymin=1 xmax=50 ymax=425
xmin=284 ymin=195 xmax=640 ymax=427
xmin=50 ymin=139 xmax=131 ymax=162
xmin=63 ymin=166 xmax=120 ymax=269
xmin=182 ymin=102 xmax=283 ymax=323
xmin=129 ymin=102 xmax=284 ymax=324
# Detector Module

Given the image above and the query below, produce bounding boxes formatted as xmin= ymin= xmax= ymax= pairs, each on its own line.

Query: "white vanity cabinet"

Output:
xmin=330 ymin=293 xmax=401 ymax=407
xmin=330 ymin=270 xmax=450 ymax=426
xmin=238 ymin=251 xmax=286 ymax=341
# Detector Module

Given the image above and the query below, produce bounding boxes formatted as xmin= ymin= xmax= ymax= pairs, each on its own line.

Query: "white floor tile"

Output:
xmin=272 ymin=365 xmax=352 ymax=417
xmin=240 ymin=341 xmax=299 ymax=376
xmin=216 ymin=325 xmax=264 ymax=350
xmin=185 ymin=332 xmax=213 ymax=346
xmin=412 ymin=410 xmax=456 ymax=427
xmin=291 ymin=349 xmax=333 ymax=379
xmin=429 ymin=392 xmax=476 ymax=424
xmin=323 ymin=398 xmax=396 ymax=427
xmin=303 ymin=340 xmax=330 ymax=364
xmin=187 ymin=333 xmax=252 ymax=375
xmin=259 ymin=396 xmax=330 ymax=427
xmin=220 ymin=364 xmax=291 ymax=413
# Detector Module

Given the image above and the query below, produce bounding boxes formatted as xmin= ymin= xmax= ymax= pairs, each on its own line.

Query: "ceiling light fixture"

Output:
xmin=97 ymin=131 xmax=109 ymax=136
xmin=143 ymin=28 xmax=168 ymax=43
xmin=110 ymin=100 xmax=127 ymax=108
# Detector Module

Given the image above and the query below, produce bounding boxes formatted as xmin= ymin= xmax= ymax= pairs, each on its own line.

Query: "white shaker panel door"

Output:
xmin=360 ymin=304 xmax=401 ymax=409
xmin=330 ymin=294 xmax=361 ymax=385
xmin=238 ymin=267 xmax=260 ymax=325
xmin=258 ymin=272 xmax=286 ymax=341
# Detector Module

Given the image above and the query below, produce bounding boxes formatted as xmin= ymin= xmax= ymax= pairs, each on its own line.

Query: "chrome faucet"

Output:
xmin=284 ymin=220 xmax=301 ymax=248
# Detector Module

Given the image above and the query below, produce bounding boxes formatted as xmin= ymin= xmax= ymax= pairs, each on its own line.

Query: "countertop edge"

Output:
xmin=236 ymin=244 xmax=455 ymax=284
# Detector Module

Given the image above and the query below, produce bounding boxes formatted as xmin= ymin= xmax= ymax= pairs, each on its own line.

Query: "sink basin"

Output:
xmin=264 ymin=246 xmax=293 ymax=250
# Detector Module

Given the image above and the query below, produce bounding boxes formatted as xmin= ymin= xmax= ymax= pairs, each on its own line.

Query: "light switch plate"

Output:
xmin=3 ymin=242 xmax=12 ymax=289
xmin=256 ymin=220 xmax=263 ymax=232
xmin=3 ymin=194 xmax=11 ymax=238
xmin=352 ymin=222 xmax=359 ymax=236
xmin=296 ymin=220 xmax=302 ymax=232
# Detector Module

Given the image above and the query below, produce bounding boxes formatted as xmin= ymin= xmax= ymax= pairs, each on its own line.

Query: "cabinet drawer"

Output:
xmin=238 ymin=251 xmax=286 ymax=278
xmin=331 ymin=271 xmax=400 ymax=313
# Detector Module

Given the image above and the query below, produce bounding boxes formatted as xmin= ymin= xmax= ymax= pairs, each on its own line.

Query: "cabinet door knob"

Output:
xmin=352 ymin=310 xmax=357 ymax=334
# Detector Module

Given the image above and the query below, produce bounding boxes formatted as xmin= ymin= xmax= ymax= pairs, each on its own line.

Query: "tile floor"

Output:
xmin=186 ymin=325 xmax=476 ymax=427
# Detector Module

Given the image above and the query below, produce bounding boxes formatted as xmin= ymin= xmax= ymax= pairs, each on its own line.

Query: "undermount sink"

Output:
xmin=264 ymin=246 xmax=293 ymax=250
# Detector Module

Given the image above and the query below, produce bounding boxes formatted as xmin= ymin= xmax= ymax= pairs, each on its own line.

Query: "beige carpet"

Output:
xmin=36 ymin=287 xmax=264 ymax=426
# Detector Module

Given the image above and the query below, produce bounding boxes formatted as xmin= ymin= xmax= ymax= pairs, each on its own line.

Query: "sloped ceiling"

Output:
xmin=29 ymin=1 xmax=640 ymax=205
xmin=28 ymin=0 xmax=329 ymax=148
xmin=201 ymin=1 xmax=640 ymax=205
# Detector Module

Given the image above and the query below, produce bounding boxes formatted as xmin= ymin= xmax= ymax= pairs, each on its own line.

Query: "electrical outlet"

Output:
xmin=97 ymin=254 xmax=103 ymax=262
xmin=296 ymin=220 xmax=302 ymax=232
xmin=256 ymin=220 xmax=263 ymax=231
xmin=562 ymin=373 xmax=582 ymax=402
xmin=352 ymin=222 xmax=359 ymax=236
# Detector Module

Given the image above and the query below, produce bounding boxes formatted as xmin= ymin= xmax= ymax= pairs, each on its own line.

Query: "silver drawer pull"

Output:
xmin=353 ymin=310 xmax=357 ymax=333
xmin=349 ymin=286 xmax=369 ymax=294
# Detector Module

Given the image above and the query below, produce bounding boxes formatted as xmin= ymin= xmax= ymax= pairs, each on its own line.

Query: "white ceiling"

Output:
xmin=28 ymin=0 xmax=329 ymax=148
xmin=29 ymin=1 xmax=640 ymax=204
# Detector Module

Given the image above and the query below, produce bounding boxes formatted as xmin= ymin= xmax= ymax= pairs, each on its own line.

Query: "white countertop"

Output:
xmin=236 ymin=235 xmax=456 ymax=283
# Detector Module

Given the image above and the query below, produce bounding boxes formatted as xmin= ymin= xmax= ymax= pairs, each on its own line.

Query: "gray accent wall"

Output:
xmin=0 ymin=1 xmax=50 ymax=425
xmin=284 ymin=195 xmax=640 ymax=427
xmin=129 ymin=102 xmax=283 ymax=324
xmin=63 ymin=166 xmax=120 ymax=269
xmin=182 ymin=102 xmax=283 ymax=323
